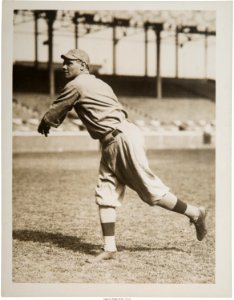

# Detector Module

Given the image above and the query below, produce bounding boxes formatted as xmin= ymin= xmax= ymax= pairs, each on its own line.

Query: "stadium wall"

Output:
xmin=13 ymin=131 xmax=215 ymax=153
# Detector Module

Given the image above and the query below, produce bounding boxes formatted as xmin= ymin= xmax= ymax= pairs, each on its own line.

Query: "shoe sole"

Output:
xmin=197 ymin=207 xmax=208 ymax=241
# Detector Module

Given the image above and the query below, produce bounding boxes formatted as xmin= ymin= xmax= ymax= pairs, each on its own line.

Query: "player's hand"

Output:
xmin=37 ymin=118 xmax=50 ymax=137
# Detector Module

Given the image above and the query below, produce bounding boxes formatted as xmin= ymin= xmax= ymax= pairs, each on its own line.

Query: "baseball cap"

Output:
xmin=61 ymin=49 xmax=90 ymax=68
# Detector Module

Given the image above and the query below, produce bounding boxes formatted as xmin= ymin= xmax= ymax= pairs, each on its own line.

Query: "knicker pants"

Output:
xmin=95 ymin=121 xmax=170 ymax=207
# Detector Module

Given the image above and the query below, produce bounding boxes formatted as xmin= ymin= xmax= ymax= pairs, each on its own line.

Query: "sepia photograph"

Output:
xmin=1 ymin=0 xmax=232 ymax=298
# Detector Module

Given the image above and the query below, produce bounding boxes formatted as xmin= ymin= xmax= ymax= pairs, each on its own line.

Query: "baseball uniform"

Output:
xmin=38 ymin=49 xmax=207 ymax=262
xmin=43 ymin=71 xmax=170 ymax=208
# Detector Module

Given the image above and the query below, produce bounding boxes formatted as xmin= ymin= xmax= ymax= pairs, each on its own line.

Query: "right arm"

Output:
xmin=38 ymin=82 xmax=79 ymax=136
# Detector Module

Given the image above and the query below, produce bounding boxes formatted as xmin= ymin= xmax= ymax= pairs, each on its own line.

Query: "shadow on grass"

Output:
xmin=13 ymin=230 xmax=99 ymax=255
xmin=13 ymin=229 xmax=190 ymax=255
xmin=118 ymin=245 xmax=190 ymax=253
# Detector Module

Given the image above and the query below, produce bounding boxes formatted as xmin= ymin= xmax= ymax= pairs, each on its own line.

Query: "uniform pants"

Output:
xmin=95 ymin=120 xmax=170 ymax=207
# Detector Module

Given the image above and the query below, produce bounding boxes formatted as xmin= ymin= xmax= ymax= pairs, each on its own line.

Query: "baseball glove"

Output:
xmin=37 ymin=118 xmax=51 ymax=137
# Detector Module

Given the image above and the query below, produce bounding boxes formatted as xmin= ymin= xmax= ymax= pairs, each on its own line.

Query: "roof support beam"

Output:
xmin=73 ymin=12 xmax=79 ymax=49
xmin=112 ymin=23 xmax=117 ymax=75
xmin=155 ymin=27 xmax=162 ymax=99
xmin=45 ymin=10 xmax=57 ymax=96
xmin=146 ymin=22 xmax=163 ymax=99
xmin=175 ymin=26 xmax=179 ymax=79
xmin=204 ymin=28 xmax=208 ymax=79
xmin=34 ymin=11 xmax=39 ymax=69
xmin=144 ymin=25 xmax=148 ymax=77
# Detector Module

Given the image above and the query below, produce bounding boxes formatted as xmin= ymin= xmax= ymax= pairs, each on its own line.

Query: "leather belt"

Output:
xmin=112 ymin=128 xmax=121 ymax=137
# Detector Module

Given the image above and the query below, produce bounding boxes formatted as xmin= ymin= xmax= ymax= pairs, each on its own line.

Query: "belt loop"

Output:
xmin=101 ymin=128 xmax=121 ymax=147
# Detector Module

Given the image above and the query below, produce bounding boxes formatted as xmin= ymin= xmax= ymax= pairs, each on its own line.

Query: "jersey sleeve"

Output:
xmin=43 ymin=82 xmax=79 ymax=127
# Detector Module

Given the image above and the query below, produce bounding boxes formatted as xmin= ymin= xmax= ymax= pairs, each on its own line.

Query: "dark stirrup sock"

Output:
xmin=171 ymin=199 xmax=188 ymax=214
xmin=171 ymin=198 xmax=200 ymax=219
xmin=99 ymin=206 xmax=117 ymax=252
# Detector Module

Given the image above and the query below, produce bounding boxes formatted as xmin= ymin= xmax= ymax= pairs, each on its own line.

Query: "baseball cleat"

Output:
xmin=190 ymin=206 xmax=207 ymax=241
xmin=86 ymin=250 xmax=117 ymax=264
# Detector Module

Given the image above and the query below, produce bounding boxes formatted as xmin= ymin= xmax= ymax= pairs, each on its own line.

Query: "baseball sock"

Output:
xmin=158 ymin=192 xmax=200 ymax=220
xmin=99 ymin=206 xmax=117 ymax=252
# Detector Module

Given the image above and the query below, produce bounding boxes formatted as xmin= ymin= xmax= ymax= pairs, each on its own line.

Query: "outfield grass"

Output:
xmin=13 ymin=149 xmax=215 ymax=283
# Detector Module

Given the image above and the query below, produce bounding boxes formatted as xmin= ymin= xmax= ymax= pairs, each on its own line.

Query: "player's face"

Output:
xmin=62 ymin=59 xmax=83 ymax=79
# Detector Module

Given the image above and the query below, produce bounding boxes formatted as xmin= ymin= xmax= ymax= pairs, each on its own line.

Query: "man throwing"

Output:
xmin=38 ymin=49 xmax=207 ymax=263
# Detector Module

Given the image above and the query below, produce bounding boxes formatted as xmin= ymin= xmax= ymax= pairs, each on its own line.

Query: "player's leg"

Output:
xmin=87 ymin=154 xmax=125 ymax=263
xmin=157 ymin=192 xmax=207 ymax=241
xmin=114 ymin=122 xmax=207 ymax=241
xmin=157 ymin=191 xmax=198 ymax=219
xmin=86 ymin=205 xmax=117 ymax=263
xmin=99 ymin=205 xmax=117 ymax=252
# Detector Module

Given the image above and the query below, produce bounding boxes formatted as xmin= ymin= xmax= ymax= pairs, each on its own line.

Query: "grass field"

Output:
xmin=13 ymin=149 xmax=215 ymax=283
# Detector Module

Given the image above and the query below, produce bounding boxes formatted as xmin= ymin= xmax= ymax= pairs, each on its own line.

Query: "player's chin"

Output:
xmin=64 ymin=73 xmax=70 ymax=78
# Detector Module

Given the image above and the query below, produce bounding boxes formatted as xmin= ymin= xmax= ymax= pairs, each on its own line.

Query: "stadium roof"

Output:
xmin=14 ymin=10 xmax=216 ymax=32
xmin=13 ymin=10 xmax=216 ymax=96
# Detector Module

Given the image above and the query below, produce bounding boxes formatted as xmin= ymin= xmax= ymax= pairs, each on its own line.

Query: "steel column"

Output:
xmin=144 ymin=25 xmax=148 ymax=77
xmin=73 ymin=12 xmax=79 ymax=48
xmin=112 ymin=23 xmax=117 ymax=75
xmin=46 ymin=11 xmax=56 ymax=96
xmin=34 ymin=11 xmax=39 ymax=68
xmin=156 ymin=28 xmax=162 ymax=99
xmin=175 ymin=26 xmax=179 ymax=78
xmin=204 ymin=28 xmax=208 ymax=79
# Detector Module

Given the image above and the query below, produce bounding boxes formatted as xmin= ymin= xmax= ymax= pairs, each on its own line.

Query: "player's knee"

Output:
xmin=144 ymin=197 xmax=160 ymax=206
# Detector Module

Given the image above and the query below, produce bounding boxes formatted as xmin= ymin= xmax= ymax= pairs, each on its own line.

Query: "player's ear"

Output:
xmin=80 ymin=61 xmax=86 ymax=71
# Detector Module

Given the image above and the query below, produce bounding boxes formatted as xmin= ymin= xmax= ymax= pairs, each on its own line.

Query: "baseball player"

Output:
xmin=38 ymin=49 xmax=207 ymax=263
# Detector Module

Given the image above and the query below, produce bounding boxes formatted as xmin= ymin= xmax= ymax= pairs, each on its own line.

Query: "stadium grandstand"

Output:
xmin=13 ymin=10 xmax=216 ymax=152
